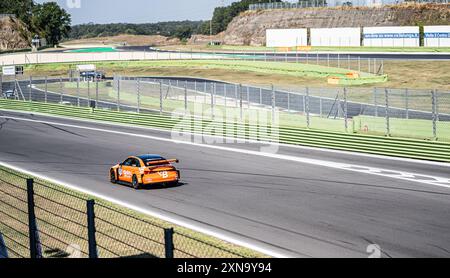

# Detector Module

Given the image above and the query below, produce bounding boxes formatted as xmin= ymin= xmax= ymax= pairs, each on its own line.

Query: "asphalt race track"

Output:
xmin=0 ymin=110 xmax=450 ymax=257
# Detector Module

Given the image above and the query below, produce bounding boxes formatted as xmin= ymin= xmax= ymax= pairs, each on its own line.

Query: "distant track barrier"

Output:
xmin=1 ymin=99 xmax=449 ymax=162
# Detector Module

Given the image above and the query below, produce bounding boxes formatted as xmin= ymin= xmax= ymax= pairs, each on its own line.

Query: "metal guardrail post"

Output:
xmin=136 ymin=78 xmax=140 ymax=114
xmin=160 ymin=81 xmax=163 ymax=115
xmin=271 ymin=85 xmax=276 ymax=123
xmin=239 ymin=84 xmax=243 ymax=121
xmin=385 ymin=88 xmax=390 ymax=137
xmin=184 ymin=81 xmax=188 ymax=114
xmin=60 ymin=77 xmax=63 ymax=103
xmin=75 ymin=76 xmax=79 ymax=107
xmin=374 ymin=87 xmax=378 ymax=117
xmin=117 ymin=77 xmax=120 ymax=112
xmin=29 ymin=76 xmax=32 ymax=102
xmin=405 ymin=88 xmax=409 ymax=119
xmin=211 ymin=83 xmax=215 ymax=119
xmin=27 ymin=179 xmax=42 ymax=259
xmin=87 ymin=78 xmax=91 ymax=103
xmin=164 ymin=228 xmax=174 ymax=258
xmin=306 ymin=87 xmax=310 ymax=129
xmin=45 ymin=76 xmax=48 ymax=104
xmin=432 ymin=89 xmax=437 ymax=140
xmin=344 ymin=87 xmax=348 ymax=132
xmin=95 ymin=78 xmax=99 ymax=108
xmin=0 ymin=233 xmax=8 ymax=258
xmin=86 ymin=200 xmax=98 ymax=259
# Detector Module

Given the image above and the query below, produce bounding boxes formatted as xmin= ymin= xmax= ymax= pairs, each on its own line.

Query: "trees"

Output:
xmin=0 ymin=0 xmax=34 ymax=25
xmin=68 ymin=21 xmax=205 ymax=40
xmin=0 ymin=0 xmax=71 ymax=46
xmin=31 ymin=2 xmax=71 ymax=46
xmin=204 ymin=0 xmax=282 ymax=35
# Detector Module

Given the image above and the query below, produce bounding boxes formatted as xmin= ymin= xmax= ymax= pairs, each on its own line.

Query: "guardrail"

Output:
xmin=0 ymin=165 xmax=262 ymax=258
xmin=0 ymin=99 xmax=449 ymax=162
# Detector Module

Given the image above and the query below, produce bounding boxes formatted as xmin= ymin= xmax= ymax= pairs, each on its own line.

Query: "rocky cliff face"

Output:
xmin=0 ymin=16 xmax=30 ymax=51
xmin=222 ymin=3 xmax=450 ymax=46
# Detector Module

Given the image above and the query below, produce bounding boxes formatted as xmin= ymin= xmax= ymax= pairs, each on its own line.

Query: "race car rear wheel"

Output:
xmin=132 ymin=175 xmax=140 ymax=189
xmin=110 ymin=170 xmax=116 ymax=184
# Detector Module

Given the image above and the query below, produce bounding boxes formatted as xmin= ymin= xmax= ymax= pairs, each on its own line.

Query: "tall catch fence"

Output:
xmin=1 ymin=75 xmax=449 ymax=141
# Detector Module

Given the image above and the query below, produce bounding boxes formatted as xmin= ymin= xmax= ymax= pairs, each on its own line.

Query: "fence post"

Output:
xmin=238 ymin=84 xmax=243 ymax=120
xmin=29 ymin=76 xmax=32 ymax=102
xmin=60 ymin=77 xmax=64 ymax=103
xmin=160 ymin=81 xmax=163 ymax=115
xmin=87 ymin=78 xmax=91 ymax=103
xmin=0 ymin=233 xmax=8 ymax=258
xmin=344 ymin=87 xmax=348 ymax=132
xmin=27 ymin=179 xmax=42 ymax=259
xmin=164 ymin=228 xmax=174 ymax=258
xmin=432 ymin=89 xmax=438 ymax=140
xmin=385 ymin=88 xmax=390 ymax=137
xmin=271 ymin=84 xmax=275 ymax=123
xmin=184 ymin=81 xmax=188 ymax=114
xmin=117 ymin=77 xmax=120 ymax=111
xmin=95 ymin=78 xmax=99 ymax=108
xmin=136 ymin=79 xmax=141 ymax=113
xmin=374 ymin=87 xmax=378 ymax=117
xmin=306 ymin=87 xmax=310 ymax=129
xmin=45 ymin=76 xmax=48 ymax=104
xmin=211 ymin=83 xmax=215 ymax=119
xmin=86 ymin=200 xmax=98 ymax=259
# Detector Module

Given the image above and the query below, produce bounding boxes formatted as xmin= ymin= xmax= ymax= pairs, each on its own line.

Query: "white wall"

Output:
xmin=310 ymin=27 xmax=361 ymax=47
xmin=266 ymin=29 xmax=307 ymax=48
xmin=424 ymin=26 xmax=450 ymax=47
xmin=363 ymin=26 xmax=420 ymax=47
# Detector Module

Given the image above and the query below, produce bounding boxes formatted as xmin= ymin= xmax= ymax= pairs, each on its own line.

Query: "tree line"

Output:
xmin=69 ymin=0 xmax=270 ymax=41
xmin=0 ymin=0 xmax=71 ymax=46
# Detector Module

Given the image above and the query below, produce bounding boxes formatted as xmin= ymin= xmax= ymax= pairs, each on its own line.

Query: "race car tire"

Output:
xmin=110 ymin=170 xmax=117 ymax=184
xmin=132 ymin=175 xmax=140 ymax=189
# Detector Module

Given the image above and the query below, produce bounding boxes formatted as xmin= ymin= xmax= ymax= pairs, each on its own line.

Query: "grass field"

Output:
xmin=23 ymin=58 xmax=450 ymax=90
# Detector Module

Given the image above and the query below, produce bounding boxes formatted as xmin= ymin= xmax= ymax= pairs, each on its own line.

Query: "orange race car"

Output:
xmin=110 ymin=154 xmax=180 ymax=189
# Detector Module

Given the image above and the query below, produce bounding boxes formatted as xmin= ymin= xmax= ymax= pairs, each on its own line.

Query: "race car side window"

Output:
xmin=131 ymin=159 xmax=141 ymax=167
xmin=123 ymin=158 xmax=133 ymax=166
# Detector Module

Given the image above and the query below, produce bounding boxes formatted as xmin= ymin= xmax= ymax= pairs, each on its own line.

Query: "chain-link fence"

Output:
xmin=0 ymin=166 xmax=261 ymax=258
xmin=1 ymin=75 xmax=449 ymax=141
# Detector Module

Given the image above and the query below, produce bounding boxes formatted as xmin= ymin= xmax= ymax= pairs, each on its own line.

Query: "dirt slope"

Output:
xmin=0 ymin=16 xmax=30 ymax=51
xmin=223 ymin=3 xmax=450 ymax=46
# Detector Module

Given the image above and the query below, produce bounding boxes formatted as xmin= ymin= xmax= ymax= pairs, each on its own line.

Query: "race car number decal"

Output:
xmin=158 ymin=171 xmax=168 ymax=179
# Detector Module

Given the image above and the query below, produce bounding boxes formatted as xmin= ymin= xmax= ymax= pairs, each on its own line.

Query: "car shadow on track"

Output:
xmin=115 ymin=181 xmax=187 ymax=191
xmin=138 ymin=181 xmax=186 ymax=191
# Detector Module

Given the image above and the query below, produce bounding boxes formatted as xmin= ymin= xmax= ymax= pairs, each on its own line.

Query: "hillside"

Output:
xmin=0 ymin=15 xmax=30 ymax=51
xmin=223 ymin=3 xmax=450 ymax=46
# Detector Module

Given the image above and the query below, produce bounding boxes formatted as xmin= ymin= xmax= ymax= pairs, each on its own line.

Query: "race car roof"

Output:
xmin=137 ymin=154 xmax=166 ymax=161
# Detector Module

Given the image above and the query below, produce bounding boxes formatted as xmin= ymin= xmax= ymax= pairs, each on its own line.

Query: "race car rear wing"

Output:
xmin=145 ymin=159 xmax=179 ymax=166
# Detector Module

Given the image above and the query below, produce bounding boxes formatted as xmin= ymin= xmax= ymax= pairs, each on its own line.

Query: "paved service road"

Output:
xmin=0 ymin=110 xmax=449 ymax=257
